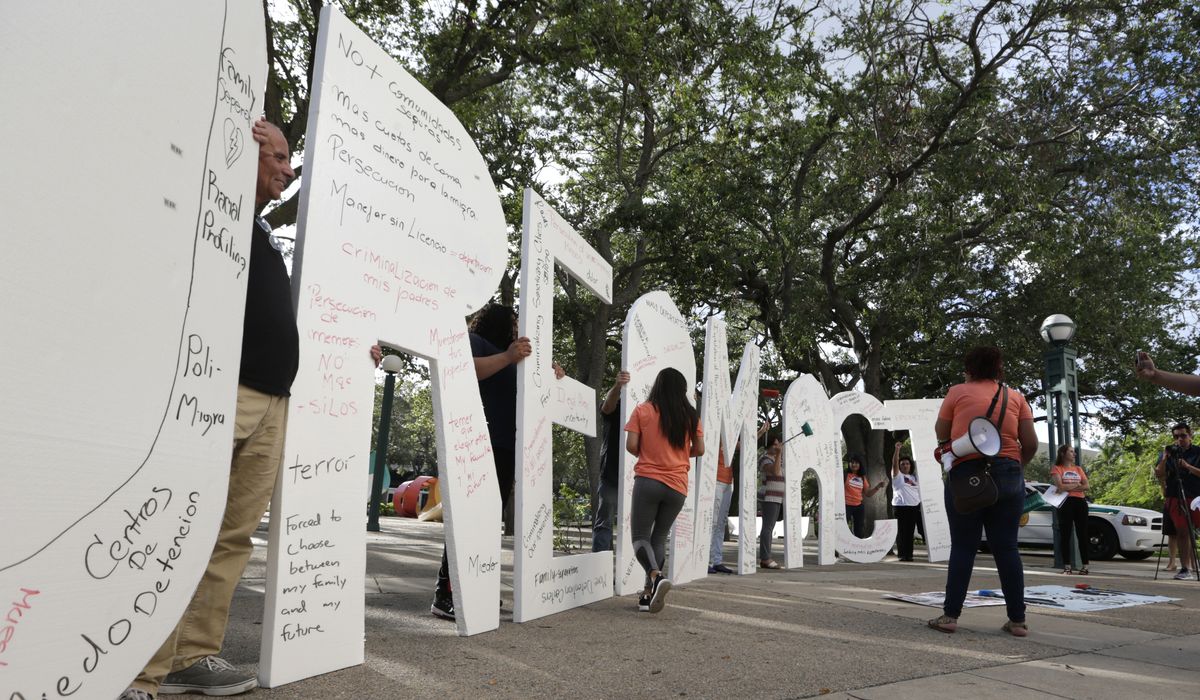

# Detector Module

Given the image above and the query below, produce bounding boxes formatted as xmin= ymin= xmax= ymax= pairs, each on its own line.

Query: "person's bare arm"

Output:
xmin=1137 ymin=352 xmax=1200 ymax=396
xmin=1018 ymin=418 xmax=1038 ymax=466
xmin=865 ymin=477 xmax=888 ymax=497
xmin=934 ymin=418 xmax=952 ymax=444
xmin=690 ymin=436 xmax=705 ymax=457
xmin=891 ymin=443 xmax=901 ymax=478
xmin=933 ymin=417 xmax=953 ymax=464
xmin=474 ymin=336 xmax=531 ymax=380
xmin=626 ymin=431 xmax=641 ymax=456
xmin=601 ymin=370 xmax=631 ymax=415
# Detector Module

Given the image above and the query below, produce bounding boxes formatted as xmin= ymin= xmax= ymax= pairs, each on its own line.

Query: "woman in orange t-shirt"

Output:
xmin=1050 ymin=445 xmax=1090 ymax=574
xmin=625 ymin=367 xmax=704 ymax=613
xmin=844 ymin=453 xmax=886 ymax=539
xmin=929 ymin=345 xmax=1037 ymax=638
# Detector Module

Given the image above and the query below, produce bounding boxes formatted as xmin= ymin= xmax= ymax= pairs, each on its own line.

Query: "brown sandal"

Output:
xmin=1002 ymin=620 xmax=1028 ymax=637
xmin=928 ymin=615 xmax=957 ymax=633
xmin=760 ymin=559 xmax=781 ymax=569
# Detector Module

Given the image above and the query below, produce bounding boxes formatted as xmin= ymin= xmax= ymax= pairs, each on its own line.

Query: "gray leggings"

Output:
xmin=631 ymin=476 xmax=687 ymax=588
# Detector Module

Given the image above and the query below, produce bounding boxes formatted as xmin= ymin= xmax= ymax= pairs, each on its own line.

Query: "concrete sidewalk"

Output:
xmin=204 ymin=517 xmax=1199 ymax=699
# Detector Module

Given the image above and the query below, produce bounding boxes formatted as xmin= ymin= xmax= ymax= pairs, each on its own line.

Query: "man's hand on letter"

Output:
xmin=507 ymin=336 xmax=532 ymax=365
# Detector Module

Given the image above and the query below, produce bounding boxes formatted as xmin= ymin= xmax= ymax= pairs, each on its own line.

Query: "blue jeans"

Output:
xmin=710 ymin=481 xmax=734 ymax=565
xmin=942 ymin=458 xmax=1026 ymax=622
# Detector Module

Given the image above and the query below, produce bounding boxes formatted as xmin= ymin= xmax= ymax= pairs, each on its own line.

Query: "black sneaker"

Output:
xmin=1174 ymin=568 xmax=1191 ymax=580
xmin=708 ymin=563 xmax=734 ymax=574
xmin=637 ymin=594 xmax=651 ymax=612
xmin=431 ymin=592 xmax=456 ymax=620
xmin=158 ymin=656 xmax=256 ymax=696
xmin=648 ymin=574 xmax=672 ymax=613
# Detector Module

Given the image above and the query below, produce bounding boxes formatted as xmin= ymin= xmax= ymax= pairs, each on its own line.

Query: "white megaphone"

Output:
xmin=941 ymin=417 xmax=1002 ymax=472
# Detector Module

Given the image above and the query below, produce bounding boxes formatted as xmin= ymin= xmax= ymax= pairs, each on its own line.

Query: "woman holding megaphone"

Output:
xmin=928 ymin=346 xmax=1037 ymax=637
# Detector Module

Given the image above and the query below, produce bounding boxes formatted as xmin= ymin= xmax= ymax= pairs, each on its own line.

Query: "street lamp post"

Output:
xmin=1040 ymin=314 xmax=1082 ymax=569
xmin=368 ymin=355 xmax=405 ymax=533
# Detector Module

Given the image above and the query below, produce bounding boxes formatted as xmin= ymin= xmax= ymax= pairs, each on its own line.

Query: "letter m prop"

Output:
xmin=670 ymin=317 xmax=760 ymax=583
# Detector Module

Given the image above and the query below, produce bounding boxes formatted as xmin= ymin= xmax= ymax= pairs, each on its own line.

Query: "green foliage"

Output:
xmin=372 ymin=371 xmax=438 ymax=475
xmin=1024 ymin=452 xmax=1052 ymax=484
xmin=552 ymin=424 xmax=590 ymax=496
xmin=552 ymin=482 xmax=591 ymax=553
xmin=1087 ymin=424 xmax=1171 ymax=510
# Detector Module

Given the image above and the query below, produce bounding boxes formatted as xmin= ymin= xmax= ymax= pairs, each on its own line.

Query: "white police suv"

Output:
xmin=1017 ymin=482 xmax=1161 ymax=560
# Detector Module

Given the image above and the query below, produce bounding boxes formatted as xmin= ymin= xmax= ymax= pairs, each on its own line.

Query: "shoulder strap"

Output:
xmin=985 ymin=383 xmax=1009 ymax=431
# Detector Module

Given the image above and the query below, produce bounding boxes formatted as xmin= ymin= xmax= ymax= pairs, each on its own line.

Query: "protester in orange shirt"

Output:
xmin=844 ymin=454 xmax=886 ymax=539
xmin=929 ymin=345 xmax=1037 ymax=638
xmin=1050 ymin=445 xmax=1090 ymax=574
xmin=626 ymin=367 xmax=704 ymax=613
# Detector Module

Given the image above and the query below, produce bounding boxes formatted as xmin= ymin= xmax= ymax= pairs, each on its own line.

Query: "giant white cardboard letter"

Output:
xmin=260 ymin=7 xmax=508 ymax=686
xmin=783 ymin=375 xmax=839 ymax=565
xmin=782 ymin=377 xmax=899 ymax=563
xmin=513 ymin=190 xmax=613 ymax=621
xmin=0 ymin=3 xmax=264 ymax=695
xmin=615 ymin=292 xmax=695 ymax=596
xmin=673 ymin=318 xmax=760 ymax=581
xmin=879 ymin=399 xmax=950 ymax=561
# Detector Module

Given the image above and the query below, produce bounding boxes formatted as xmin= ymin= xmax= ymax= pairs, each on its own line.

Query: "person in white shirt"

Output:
xmin=891 ymin=443 xmax=923 ymax=562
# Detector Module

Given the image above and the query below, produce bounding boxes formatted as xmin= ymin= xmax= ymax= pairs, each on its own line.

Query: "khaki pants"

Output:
xmin=131 ymin=385 xmax=288 ymax=692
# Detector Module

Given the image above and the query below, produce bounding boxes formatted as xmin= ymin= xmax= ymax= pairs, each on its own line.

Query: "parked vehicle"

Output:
xmin=1004 ymin=482 xmax=1162 ymax=561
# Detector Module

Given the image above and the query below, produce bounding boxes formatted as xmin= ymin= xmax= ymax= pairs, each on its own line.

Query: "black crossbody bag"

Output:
xmin=947 ymin=384 xmax=1008 ymax=514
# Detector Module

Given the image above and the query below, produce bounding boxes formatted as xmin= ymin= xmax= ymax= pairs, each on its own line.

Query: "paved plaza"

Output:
xmin=204 ymin=517 xmax=1200 ymax=699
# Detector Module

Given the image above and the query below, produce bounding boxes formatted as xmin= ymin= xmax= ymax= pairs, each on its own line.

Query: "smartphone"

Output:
xmin=1135 ymin=350 xmax=1148 ymax=370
